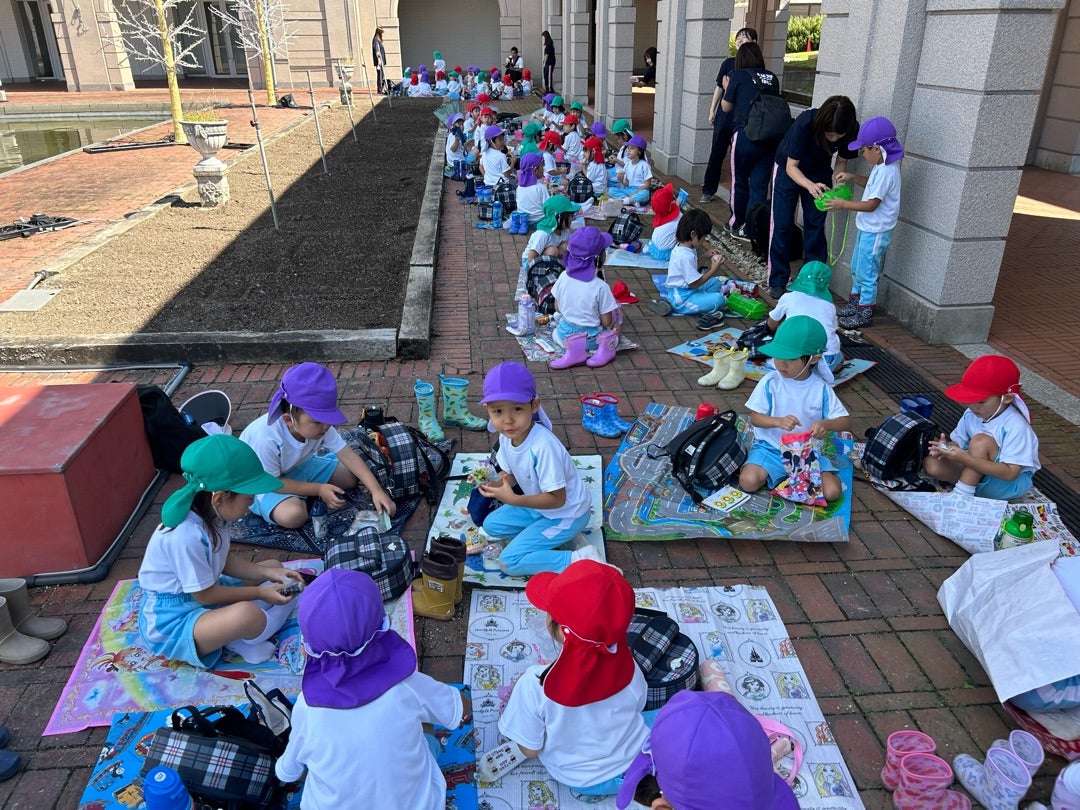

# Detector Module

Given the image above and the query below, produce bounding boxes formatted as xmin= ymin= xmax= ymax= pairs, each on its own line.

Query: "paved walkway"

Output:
xmin=0 ymin=93 xmax=1077 ymax=808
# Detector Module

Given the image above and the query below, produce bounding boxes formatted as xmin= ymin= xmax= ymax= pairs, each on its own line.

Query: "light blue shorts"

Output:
xmin=975 ymin=469 xmax=1034 ymax=501
xmin=646 ymin=241 xmax=672 ymax=262
xmin=554 ymin=317 xmax=603 ymax=350
xmin=251 ymin=453 xmax=338 ymax=523
xmin=138 ymin=575 xmax=245 ymax=668
xmin=746 ymin=441 xmax=837 ymax=489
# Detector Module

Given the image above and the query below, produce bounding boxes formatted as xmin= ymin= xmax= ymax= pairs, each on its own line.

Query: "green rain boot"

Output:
xmin=439 ymin=375 xmax=488 ymax=431
xmin=414 ymin=379 xmax=445 ymax=442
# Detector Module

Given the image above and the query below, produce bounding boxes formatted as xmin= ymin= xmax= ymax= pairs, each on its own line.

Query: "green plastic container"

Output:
xmin=813 ymin=184 xmax=852 ymax=212
xmin=726 ymin=292 xmax=768 ymax=320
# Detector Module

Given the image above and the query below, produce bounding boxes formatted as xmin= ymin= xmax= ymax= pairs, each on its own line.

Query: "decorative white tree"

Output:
xmin=208 ymin=0 xmax=292 ymax=105
xmin=111 ymin=0 xmax=206 ymax=144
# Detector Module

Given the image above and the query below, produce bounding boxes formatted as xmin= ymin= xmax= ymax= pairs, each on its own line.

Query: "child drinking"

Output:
xmin=614 ymin=135 xmax=653 ymax=205
xmin=239 ymin=362 xmax=395 ymax=529
xmin=648 ymin=208 xmax=727 ymax=318
xmin=477 ymin=362 xmax=595 ymax=575
xmin=275 ymin=569 xmax=470 ymax=809
xmin=137 ymin=435 xmax=304 ymax=666
xmin=476 ymin=560 xmax=647 ymax=795
xmin=766 ymin=261 xmax=842 ymax=371
xmin=523 ymin=195 xmax=576 ymax=264
xmin=515 ymin=152 xmax=550 ymax=226
xmin=550 ymin=226 xmax=621 ymax=369
xmin=740 ymin=316 xmax=852 ymax=502
xmin=923 ymin=355 xmax=1040 ymax=499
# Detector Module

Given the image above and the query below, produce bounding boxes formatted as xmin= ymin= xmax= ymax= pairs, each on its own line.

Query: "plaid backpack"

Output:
xmin=861 ymin=412 xmax=937 ymax=490
xmin=493 ymin=177 xmax=517 ymax=212
xmin=608 ymin=208 xmax=643 ymax=243
xmin=660 ymin=410 xmax=747 ymax=503
xmin=324 ymin=526 xmax=415 ymax=602
xmin=525 ymin=255 xmax=565 ymax=316
xmin=627 ymin=608 xmax=699 ymax=710
xmin=345 ymin=420 xmax=451 ymax=505
xmin=567 ymin=173 xmax=594 ymax=204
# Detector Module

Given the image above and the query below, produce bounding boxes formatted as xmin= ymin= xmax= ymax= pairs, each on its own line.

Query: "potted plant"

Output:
xmin=179 ymin=104 xmax=230 ymax=207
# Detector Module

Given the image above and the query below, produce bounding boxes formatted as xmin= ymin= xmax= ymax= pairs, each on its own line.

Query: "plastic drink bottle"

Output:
xmin=143 ymin=766 xmax=195 ymax=810
xmin=492 ymin=200 xmax=503 ymax=228
xmin=517 ymin=295 xmax=536 ymax=335
xmin=1053 ymin=761 xmax=1080 ymax=809
xmin=310 ymin=500 xmax=328 ymax=540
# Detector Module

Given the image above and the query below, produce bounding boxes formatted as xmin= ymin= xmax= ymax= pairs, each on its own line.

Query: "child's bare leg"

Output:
xmin=329 ymin=463 xmax=359 ymax=491
xmin=822 ymin=471 xmax=843 ymax=502
xmin=957 ymin=433 xmax=1000 ymax=487
xmin=270 ymin=496 xmax=309 ymax=529
xmin=739 ymin=464 xmax=768 ymax=493
xmin=194 ymin=602 xmax=266 ymax=658
xmin=922 ymin=453 xmax=961 ymax=484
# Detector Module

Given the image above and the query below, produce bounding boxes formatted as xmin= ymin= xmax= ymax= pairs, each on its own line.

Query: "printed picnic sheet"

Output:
xmin=78 ymin=690 xmax=478 ymax=810
xmin=604 ymin=245 xmax=671 ymax=269
xmin=465 ymin=586 xmax=864 ymax=809
xmin=503 ymin=313 xmax=638 ymax=363
xmin=668 ymin=328 xmax=878 ymax=386
xmin=427 ymin=453 xmax=606 ymax=588
xmin=45 ymin=563 xmax=415 ymax=735
xmin=603 ymin=403 xmax=853 ymax=542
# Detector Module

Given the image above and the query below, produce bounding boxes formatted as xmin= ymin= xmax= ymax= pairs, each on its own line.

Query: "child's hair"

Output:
xmin=734 ymin=42 xmax=765 ymax=70
xmin=556 ymin=211 xmax=574 ymax=230
xmin=735 ymin=26 xmax=758 ymax=41
xmin=676 ymin=209 xmax=713 ymax=243
xmin=280 ymin=398 xmax=307 ymax=424
xmin=813 ymin=95 xmax=857 ymax=151
xmin=187 ymin=490 xmax=224 ymax=549
xmin=643 ymin=46 xmax=658 ymax=64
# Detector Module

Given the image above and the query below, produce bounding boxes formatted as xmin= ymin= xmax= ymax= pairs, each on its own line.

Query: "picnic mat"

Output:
xmin=668 ymin=327 xmax=878 ymax=386
xmin=503 ymin=313 xmax=638 ymax=362
xmin=78 ymin=689 xmax=477 ymax=810
xmin=605 ymin=245 xmax=670 ymax=268
xmin=45 ymin=563 xmax=415 ymax=735
xmin=465 ymin=585 xmax=864 ymax=809
xmin=427 ymin=453 xmax=606 ymax=588
xmin=602 ymin=402 xmax=853 ymax=542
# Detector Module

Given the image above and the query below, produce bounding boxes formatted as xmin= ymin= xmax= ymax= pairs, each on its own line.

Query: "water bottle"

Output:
xmin=1053 ymin=761 xmax=1080 ymax=809
xmin=143 ymin=766 xmax=195 ymax=810
xmin=310 ymin=500 xmax=328 ymax=540
xmin=492 ymin=200 xmax=503 ymax=229
xmin=517 ymin=294 xmax=536 ymax=335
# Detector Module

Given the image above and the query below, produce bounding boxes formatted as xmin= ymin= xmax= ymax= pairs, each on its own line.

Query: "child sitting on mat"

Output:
xmin=476 ymin=362 xmax=595 ymax=576
xmin=614 ymin=135 xmax=653 ymax=206
xmin=539 ymin=131 xmax=566 ymax=185
xmin=740 ymin=316 xmax=851 ymax=503
xmin=515 ymin=152 xmax=550 ymax=226
xmin=137 ymin=435 xmax=304 ymax=666
xmin=648 ymin=208 xmax=727 ymax=318
xmin=923 ymin=354 xmax=1040 ymax=499
xmin=583 ymin=136 xmax=609 ymax=198
xmin=523 ymin=195 xmax=577 ymax=265
xmin=276 ymin=568 xmax=470 ymax=809
xmin=646 ymin=183 xmax=682 ymax=262
xmin=549 ymin=226 xmax=621 ymax=369
xmin=477 ymin=560 xmax=647 ymax=797
xmin=480 ymin=125 xmax=515 ymax=188
xmin=765 ymin=260 xmax=843 ymax=372
xmin=239 ymin=362 xmax=395 ymax=529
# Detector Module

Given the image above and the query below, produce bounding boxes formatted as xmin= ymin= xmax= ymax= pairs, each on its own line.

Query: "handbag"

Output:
xmin=626 ymin=608 xmax=699 ymax=710
xmin=324 ymin=526 xmax=416 ymax=602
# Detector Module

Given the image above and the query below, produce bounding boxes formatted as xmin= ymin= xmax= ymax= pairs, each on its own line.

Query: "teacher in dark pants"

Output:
xmin=541 ymin=30 xmax=556 ymax=94
xmin=372 ymin=28 xmax=387 ymax=94
xmin=700 ymin=27 xmax=756 ymax=203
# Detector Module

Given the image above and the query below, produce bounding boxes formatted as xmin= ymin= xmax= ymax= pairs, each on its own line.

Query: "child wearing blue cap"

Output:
xmin=239 ymin=362 xmax=395 ymax=529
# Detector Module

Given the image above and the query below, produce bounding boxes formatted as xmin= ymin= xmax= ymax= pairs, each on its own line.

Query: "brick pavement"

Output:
xmin=0 ymin=95 xmax=1076 ymax=808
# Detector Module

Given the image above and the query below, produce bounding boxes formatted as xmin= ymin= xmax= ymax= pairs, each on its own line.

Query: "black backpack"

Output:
xmin=526 ymin=255 xmax=565 ymax=315
xmin=658 ymin=410 xmax=747 ymax=503
xmin=608 ymin=208 xmax=643 ymax=244
xmin=742 ymin=72 xmax=792 ymax=145
xmin=861 ymin=412 xmax=937 ymax=490
xmin=137 ymin=385 xmax=205 ymax=473
xmin=493 ymin=177 xmax=517 ymax=212
xmin=735 ymin=321 xmax=773 ymax=360
xmin=567 ymin=173 xmax=594 ymax=204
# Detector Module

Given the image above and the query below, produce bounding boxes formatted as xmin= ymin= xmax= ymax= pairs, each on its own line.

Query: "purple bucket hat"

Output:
xmin=484 ymin=124 xmax=505 ymax=141
xmin=565 ymin=226 xmax=613 ymax=281
xmin=480 ymin=361 xmax=537 ymax=404
xmin=517 ymin=152 xmax=543 ymax=187
xmin=446 ymin=112 xmax=464 ymax=128
xmin=627 ymin=134 xmax=648 ymax=151
xmin=590 ymin=121 xmax=608 ymax=139
xmin=267 ymin=362 xmax=347 ymax=425
xmin=616 ymin=691 xmax=800 ymax=810
xmin=299 ymin=569 xmax=417 ymax=709
xmin=848 ymin=116 xmax=905 ymax=164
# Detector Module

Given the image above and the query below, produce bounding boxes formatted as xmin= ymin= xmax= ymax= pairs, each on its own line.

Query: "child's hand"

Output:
xmin=372 ymin=488 xmax=397 ymax=517
xmin=258 ymin=581 xmax=296 ymax=605
xmin=809 ymin=421 xmax=830 ymax=439
xmin=823 ymin=197 xmax=845 ymax=211
xmin=478 ymin=472 xmax=514 ymax=503
xmin=834 ymin=171 xmax=851 ymax=183
xmin=317 ymin=484 xmax=347 ymax=509
xmin=774 ymin=415 xmax=801 ymax=432
xmin=272 ymin=568 xmax=305 ymax=587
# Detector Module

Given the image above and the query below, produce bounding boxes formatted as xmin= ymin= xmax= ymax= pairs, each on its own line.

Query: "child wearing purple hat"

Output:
xmin=239 ymin=362 xmax=395 ymax=529
xmin=480 ymin=125 xmax=515 ymax=187
xmin=444 ymin=112 xmax=466 ymax=178
xmin=616 ymin=690 xmax=799 ymax=809
xmin=516 ymin=152 xmax=550 ymax=225
xmin=550 ymin=226 xmax=621 ymax=369
xmin=477 ymin=362 xmax=595 ymax=575
xmin=275 ymin=569 xmax=469 ymax=809
xmin=614 ymin=135 xmax=653 ymax=205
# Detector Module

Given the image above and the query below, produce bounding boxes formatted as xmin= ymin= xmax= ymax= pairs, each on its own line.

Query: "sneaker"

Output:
xmin=696 ymin=312 xmax=725 ymax=331
xmin=647 ymin=298 xmax=673 ymax=317
xmin=699 ymin=192 xmax=714 ymax=203
xmin=730 ymin=225 xmax=750 ymax=241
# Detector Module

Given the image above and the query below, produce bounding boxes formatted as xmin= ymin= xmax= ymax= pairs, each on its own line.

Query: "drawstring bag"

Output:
xmin=608 ymin=208 xmax=643 ymax=244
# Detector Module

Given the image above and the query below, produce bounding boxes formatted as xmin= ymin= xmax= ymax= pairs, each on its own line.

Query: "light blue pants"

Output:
xmin=252 ymin=454 xmax=338 ymax=523
xmin=669 ymin=276 xmax=726 ymax=316
xmin=482 ymin=505 xmax=591 ymax=576
xmin=850 ymin=227 xmax=894 ymax=306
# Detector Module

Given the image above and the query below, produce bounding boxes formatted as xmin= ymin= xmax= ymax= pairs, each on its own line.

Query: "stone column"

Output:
xmin=594 ymin=0 xmax=636 ymax=126
xmin=652 ymin=0 xmax=732 ymax=181
xmin=51 ymin=0 xmax=135 ymax=91
xmin=1031 ymin=0 xmax=1080 ymax=173
xmin=562 ymin=0 xmax=589 ymax=101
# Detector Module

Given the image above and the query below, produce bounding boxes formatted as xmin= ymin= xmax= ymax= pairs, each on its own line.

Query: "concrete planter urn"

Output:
xmin=338 ymin=63 xmax=355 ymax=104
xmin=179 ymin=119 xmax=230 ymax=207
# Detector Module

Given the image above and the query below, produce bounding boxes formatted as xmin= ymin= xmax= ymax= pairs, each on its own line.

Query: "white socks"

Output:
xmin=953 ymin=481 xmax=977 ymax=497
xmin=226 ymin=590 xmax=299 ymax=663
xmin=570 ymin=545 xmax=601 ymax=564
xmin=225 ymin=638 xmax=276 ymax=664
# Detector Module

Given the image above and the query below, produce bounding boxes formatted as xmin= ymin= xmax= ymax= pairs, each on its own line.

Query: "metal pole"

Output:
xmin=307 ymin=70 xmax=329 ymax=175
xmin=336 ymin=61 xmax=360 ymax=139
xmin=247 ymin=87 xmax=280 ymax=230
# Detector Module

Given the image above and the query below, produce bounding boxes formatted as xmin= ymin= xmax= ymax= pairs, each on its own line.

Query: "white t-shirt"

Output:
xmin=745 ymin=370 xmax=849 ymax=449
xmin=495 ymin=424 xmax=590 ymax=521
xmin=517 ymin=183 xmax=550 ymax=222
xmin=620 ymin=158 xmax=653 ymax=191
xmin=463 ymin=116 xmax=477 ymax=136
xmin=523 ymin=229 xmax=568 ymax=260
xmin=481 ymin=148 xmax=511 ymax=187
xmin=585 ymin=161 xmax=608 ymax=195
xmin=416 ymin=81 xmax=432 ymax=97
xmin=475 ymin=81 xmax=490 ymax=97
xmin=542 ymin=151 xmax=559 ymax=180
xmin=445 ymin=131 xmax=464 ymax=165
xmin=770 ymin=291 xmax=841 ymax=357
xmin=951 ymin=404 xmax=1041 ymax=473
xmin=446 ymin=79 xmax=462 ymax=96
xmin=856 ymin=161 xmax=901 ymax=234
xmin=562 ymin=131 xmax=583 ymax=165
xmin=239 ymin=414 xmax=346 ymax=478
xmin=276 ymin=672 xmax=463 ymax=810
xmin=138 ymin=511 xmax=231 ymax=595
xmin=552 ymin=273 xmax=618 ymax=329
xmin=664 ymin=245 xmax=701 ymax=298
xmin=499 ymin=663 xmax=648 ymax=788
xmin=649 ymin=217 xmax=680 ymax=251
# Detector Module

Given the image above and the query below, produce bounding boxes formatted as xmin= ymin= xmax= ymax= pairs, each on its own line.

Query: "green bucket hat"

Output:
xmin=551 ymin=95 xmax=565 ymax=108
xmin=788 ymin=261 xmax=832 ymax=302
xmin=569 ymin=101 xmax=583 ymax=111
xmin=758 ymin=315 xmax=827 ymax=361
xmin=612 ymin=118 xmax=632 ymax=134
xmin=537 ymin=195 xmax=579 ymax=232
xmin=161 ymin=435 xmax=282 ymax=528
xmin=523 ymin=121 xmax=544 ymax=139
xmin=478 ymin=71 xmax=488 ymax=82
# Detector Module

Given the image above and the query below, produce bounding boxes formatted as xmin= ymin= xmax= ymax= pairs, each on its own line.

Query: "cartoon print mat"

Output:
xmin=45 ymin=563 xmax=415 ymax=735
xmin=604 ymin=246 xmax=670 ymax=269
xmin=503 ymin=313 xmax=639 ymax=363
xmin=427 ymin=453 xmax=606 ymax=588
xmin=465 ymin=586 xmax=865 ymax=809
xmin=603 ymin=403 xmax=853 ymax=542
xmin=667 ymin=328 xmax=878 ymax=386
xmin=77 ymin=689 xmax=477 ymax=810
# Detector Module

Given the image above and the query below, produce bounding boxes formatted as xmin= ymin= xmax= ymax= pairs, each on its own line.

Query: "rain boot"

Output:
xmin=0 ymin=597 xmax=49 ymax=666
xmin=414 ymin=380 xmax=445 ymax=442
xmin=411 ymin=550 xmax=458 ymax=621
xmin=954 ymin=746 xmax=1033 ymax=810
xmin=581 ymin=395 xmax=629 ymax=439
xmin=586 ymin=330 xmax=618 ymax=368
xmin=881 ymin=730 xmax=937 ymax=791
xmin=429 ymin=536 xmax=467 ymax=606
xmin=0 ymin=579 xmax=67 ymax=641
xmin=440 ymin=376 xmax=488 ymax=431
xmin=697 ymin=347 xmax=733 ymax=386
xmin=894 ymin=753 xmax=971 ymax=809
xmin=590 ymin=393 xmax=634 ymax=433
xmin=550 ymin=332 xmax=588 ymax=369
xmin=837 ymin=293 xmax=859 ymax=319
xmin=839 ymin=304 xmax=875 ymax=329
xmin=716 ymin=348 xmax=749 ymax=390
xmin=989 ymin=730 xmax=1044 ymax=777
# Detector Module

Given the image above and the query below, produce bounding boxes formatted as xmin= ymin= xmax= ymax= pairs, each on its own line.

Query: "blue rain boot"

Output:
xmin=452 ymin=160 xmax=467 ymax=181
xmin=580 ymin=394 xmax=632 ymax=439
xmin=591 ymin=392 xmax=634 ymax=433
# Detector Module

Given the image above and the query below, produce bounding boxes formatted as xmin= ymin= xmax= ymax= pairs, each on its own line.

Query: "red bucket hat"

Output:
xmin=538 ymin=131 xmax=563 ymax=149
xmin=945 ymin=355 xmax=1022 ymax=403
xmin=651 ymin=183 xmax=680 ymax=227
xmin=612 ymin=280 xmax=639 ymax=304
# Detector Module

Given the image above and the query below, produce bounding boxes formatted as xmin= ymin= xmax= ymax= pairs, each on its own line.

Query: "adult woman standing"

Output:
xmin=767 ymin=96 xmax=859 ymax=299
xmin=372 ymin=28 xmax=387 ymax=94
xmin=700 ymin=27 xmax=757 ymax=203
xmin=541 ymin=30 xmax=556 ymax=95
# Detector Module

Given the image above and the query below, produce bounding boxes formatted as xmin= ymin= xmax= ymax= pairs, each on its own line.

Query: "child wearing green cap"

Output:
xmin=523 ymin=195 xmax=577 ymax=264
xmin=766 ymin=260 xmax=843 ymax=372
xmin=739 ymin=315 xmax=851 ymax=502
xmin=137 ymin=435 xmax=306 ymax=667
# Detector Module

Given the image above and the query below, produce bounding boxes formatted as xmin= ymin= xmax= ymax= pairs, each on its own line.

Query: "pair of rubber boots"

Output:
xmin=580 ymin=393 xmax=634 ymax=439
xmin=412 ymin=536 xmax=467 ymax=621
xmin=414 ymin=376 xmax=488 ymax=442
xmin=837 ymin=293 xmax=875 ymax=329
xmin=0 ymin=578 xmax=67 ymax=667
xmin=551 ymin=330 xmax=618 ymax=370
xmin=506 ymin=211 xmax=529 ymax=234
xmin=952 ymin=730 xmax=1042 ymax=810
xmin=696 ymin=346 xmax=748 ymax=390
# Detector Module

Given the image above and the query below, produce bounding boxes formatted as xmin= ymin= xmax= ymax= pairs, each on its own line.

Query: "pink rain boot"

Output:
xmin=893 ymin=753 xmax=971 ymax=810
xmin=551 ymin=332 xmax=588 ymax=369
xmin=881 ymin=730 xmax=937 ymax=790
xmin=586 ymin=330 xmax=618 ymax=367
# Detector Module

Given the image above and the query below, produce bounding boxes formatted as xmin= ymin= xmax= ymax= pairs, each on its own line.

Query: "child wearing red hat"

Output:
xmin=538 ymin=130 xmax=566 ymax=184
xmin=521 ymin=68 xmax=533 ymax=96
xmin=560 ymin=114 xmax=584 ymax=171
xmin=583 ymin=135 xmax=609 ymax=197
xmin=646 ymin=183 xmax=682 ymax=261
xmin=923 ymin=355 xmax=1040 ymax=499
xmin=477 ymin=560 xmax=648 ymax=796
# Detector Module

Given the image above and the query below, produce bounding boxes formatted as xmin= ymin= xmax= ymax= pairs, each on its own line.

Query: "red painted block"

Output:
xmin=0 ymin=383 xmax=154 ymax=578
